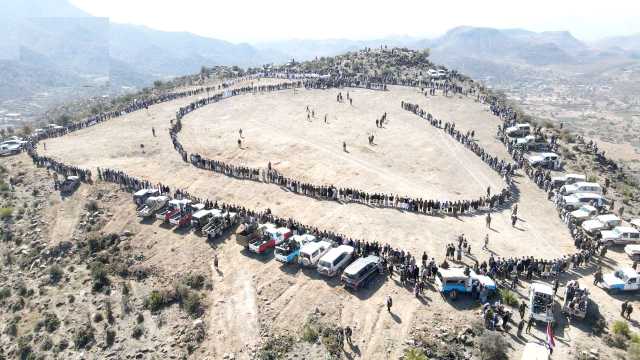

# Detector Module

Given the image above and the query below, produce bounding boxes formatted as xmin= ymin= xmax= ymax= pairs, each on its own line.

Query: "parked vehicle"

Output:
xmin=298 ymin=240 xmax=331 ymax=267
xmin=601 ymin=268 xmax=640 ymax=293
xmin=581 ymin=214 xmax=621 ymax=237
xmin=236 ymin=222 xmax=269 ymax=247
xmin=528 ymin=282 xmax=555 ymax=324
xmin=600 ymin=226 xmax=640 ymax=246
xmin=317 ymin=245 xmax=355 ymax=277
xmin=155 ymin=199 xmax=190 ymax=222
xmin=247 ymin=223 xmax=284 ymax=254
xmin=59 ymin=176 xmax=80 ymax=193
xmin=0 ymin=139 xmax=26 ymax=156
xmin=275 ymin=234 xmax=316 ymax=263
xmin=169 ymin=203 xmax=204 ymax=227
xmin=203 ymin=211 xmax=238 ymax=239
xmin=562 ymin=193 xmax=606 ymax=211
xmin=265 ymin=227 xmax=293 ymax=244
xmin=133 ymin=188 xmax=159 ymax=208
xmin=561 ymin=182 xmax=602 ymax=196
xmin=191 ymin=209 xmax=219 ymax=231
xmin=506 ymin=123 xmax=532 ymax=137
xmin=526 ymin=152 xmax=560 ymax=169
xmin=551 ymin=173 xmax=586 ymax=188
xmin=561 ymin=280 xmax=589 ymax=320
xmin=624 ymin=245 xmax=640 ymax=261
xmin=569 ymin=205 xmax=598 ymax=224
xmin=435 ymin=267 xmax=496 ymax=300
xmin=514 ymin=135 xmax=550 ymax=152
xmin=341 ymin=255 xmax=383 ymax=290
xmin=137 ymin=196 xmax=170 ymax=218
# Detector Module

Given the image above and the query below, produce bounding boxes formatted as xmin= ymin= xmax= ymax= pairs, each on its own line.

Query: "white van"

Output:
xmin=581 ymin=214 xmax=622 ymax=236
xmin=317 ymin=245 xmax=355 ymax=277
xmin=561 ymin=182 xmax=602 ymax=196
xmin=298 ymin=241 xmax=331 ymax=267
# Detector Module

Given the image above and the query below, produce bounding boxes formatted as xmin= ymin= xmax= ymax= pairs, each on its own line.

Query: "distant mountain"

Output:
xmin=0 ymin=0 xmax=287 ymax=108
xmin=594 ymin=33 xmax=640 ymax=52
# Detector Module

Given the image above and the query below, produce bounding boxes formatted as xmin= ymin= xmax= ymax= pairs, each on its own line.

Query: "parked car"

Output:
xmin=562 ymin=193 xmax=606 ymax=211
xmin=600 ymin=226 xmax=640 ymax=246
xmin=203 ymin=211 xmax=237 ymax=239
xmin=317 ymin=245 xmax=355 ymax=277
xmin=528 ymin=282 xmax=555 ymax=324
xmin=191 ymin=209 xmax=219 ymax=231
xmin=275 ymin=234 xmax=316 ymax=263
xmin=137 ymin=196 xmax=170 ymax=218
xmin=298 ymin=240 xmax=331 ymax=267
xmin=133 ymin=188 xmax=159 ymax=208
xmin=569 ymin=205 xmax=598 ymax=224
xmin=341 ymin=255 xmax=383 ymax=290
xmin=601 ymin=268 xmax=640 ymax=293
xmin=59 ymin=176 xmax=80 ymax=193
xmin=514 ymin=135 xmax=550 ymax=152
xmin=155 ymin=199 xmax=190 ymax=222
xmin=0 ymin=139 xmax=27 ymax=156
xmin=624 ymin=245 xmax=640 ymax=261
xmin=551 ymin=173 xmax=586 ymax=188
xmin=435 ymin=267 xmax=497 ymax=300
xmin=236 ymin=222 xmax=272 ymax=247
xmin=526 ymin=152 xmax=560 ymax=169
xmin=561 ymin=182 xmax=602 ymax=196
xmin=169 ymin=203 xmax=204 ymax=227
xmin=506 ymin=123 xmax=532 ymax=137
xmin=561 ymin=280 xmax=589 ymax=320
xmin=581 ymin=214 xmax=622 ymax=237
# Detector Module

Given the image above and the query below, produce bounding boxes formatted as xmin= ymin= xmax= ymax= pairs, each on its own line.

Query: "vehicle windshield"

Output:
xmin=613 ymin=228 xmax=622 ymax=236
xmin=301 ymin=253 xmax=311 ymax=260
xmin=318 ymin=260 xmax=331 ymax=268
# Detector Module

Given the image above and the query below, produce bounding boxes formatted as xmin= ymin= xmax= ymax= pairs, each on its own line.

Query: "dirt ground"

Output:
xmin=35 ymin=81 xmax=638 ymax=359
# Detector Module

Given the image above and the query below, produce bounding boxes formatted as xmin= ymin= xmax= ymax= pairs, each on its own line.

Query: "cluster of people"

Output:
xmin=27 ymin=145 xmax=92 ymax=182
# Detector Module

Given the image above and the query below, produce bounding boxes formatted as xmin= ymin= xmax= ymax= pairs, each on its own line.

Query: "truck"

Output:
xmin=275 ymin=234 xmax=316 ymax=263
xmin=133 ymin=188 xmax=160 ymax=208
xmin=600 ymin=226 xmax=640 ymax=246
xmin=528 ymin=282 xmax=555 ymax=324
xmin=601 ymin=268 xmax=640 ymax=293
xmin=203 ymin=211 xmax=238 ymax=239
xmin=434 ymin=267 xmax=497 ymax=300
xmin=59 ymin=176 xmax=80 ymax=194
xmin=155 ymin=199 xmax=191 ymax=223
xmin=505 ymin=123 xmax=532 ymax=138
xmin=0 ymin=139 xmax=27 ymax=156
xmin=137 ymin=196 xmax=170 ymax=218
xmin=562 ymin=280 xmax=589 ymax=319
xmin=562 ymin=193 xmax=607 ymax=211
xmin=526 ymin=152 xmax=560 ymax=169
xmin=168 ymin=203 xmax=204 ymax=227
xmin=551 ymin=173 xmax=586 ymax=189
xmin=342 ymin=256 xmax=383 ymax=290
xmin=624 ymin=244 xmax=640 ymax=261
xmin=514 ymin=135 xmax=550 ymax=152
xmin=317 ymin=245 xmax=355 ymax=277
xmin=191 ymin=209 xmax=219 ymax=231
xmin=248 ymin=225 xmax=291 ymax=254
xmin=569 ymin=205 xmax=598 ymax=225
xmin=561 ymin=182 xmax=602 ymax=196
xmin=581 ymin=214 xmax=622 ymax=237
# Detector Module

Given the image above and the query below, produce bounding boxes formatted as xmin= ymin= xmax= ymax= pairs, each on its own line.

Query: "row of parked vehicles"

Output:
xmin=505 ymin=122 xmax=562 ymax=170
xmin=133 ymin=189 xmax=238 ymax=239
xmin=235 ymin=221 xmax=386 ymax=290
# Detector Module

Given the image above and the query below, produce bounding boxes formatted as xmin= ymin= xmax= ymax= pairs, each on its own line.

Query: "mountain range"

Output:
xmin=2 ymin=0 xmax=640 ymax=114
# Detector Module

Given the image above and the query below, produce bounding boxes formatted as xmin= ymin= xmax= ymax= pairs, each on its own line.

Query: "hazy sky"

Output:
xmin=69 ymin=0 xmax=640 ymax=43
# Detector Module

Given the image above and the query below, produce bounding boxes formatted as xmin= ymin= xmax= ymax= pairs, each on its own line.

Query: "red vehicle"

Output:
xmin=155 ymin=199 xmax=190 ymax=222
xmin=169 ymin=203 xmax=204 ymax=227
xmin=248 ymin=234 xmax=276 ymax=254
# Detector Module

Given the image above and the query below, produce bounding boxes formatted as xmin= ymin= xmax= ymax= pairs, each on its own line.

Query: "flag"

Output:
xmin=546 ymin=322 xmax=556 ymax=352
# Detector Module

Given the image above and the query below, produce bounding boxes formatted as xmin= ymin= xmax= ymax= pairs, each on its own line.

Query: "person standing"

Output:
xmin=517 ymin=319 xmax=525 ymax=337
xmin=213 ymin=253 xmax=219 ymax=269
xmin=386 ymin=295 xmax=393 ymax=313
xmin=483 ymin=234 xmax=489 ymax=250
xmin=526 ymin=317 xmax=534 ymax=334
xmin=344 ymin=326 xmax=352 ymax=344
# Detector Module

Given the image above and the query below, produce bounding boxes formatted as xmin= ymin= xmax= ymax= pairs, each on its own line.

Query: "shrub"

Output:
xmin=404 ymin=348 xmax=428 ymax=360
xmin=43 ymin=312 xmax=60 ymax=333
xmin=17 ymin=336 xmax=33 ymax=360
xmin=85 ymin=200 xmax=99 ymax=212
xmin=90 ymin=262 xmax=109 ymax=291
xmin=604 ymin=333 xmax=629 ymax=350
xmin=53 ymin=339 xmax=69 ymax=353
xmin=476 ymin=332 xmax=508 ymax=360
xmin=144 ymin=291 xmax=166 ymax=312
xmin=183 ymin=273 xmax=206 ymax=290
xmin=182 ymin=292 xmax=202 ymax=317
xmin=0 ymin=207 xmax=13 ymax=219
xmin=613 ymin=320 xmax=631 ymax=337
xmin=499 ymin=289 xmax=519 ymax=307
xmin=632 ymin=333 xmax=640 ymax=345
xmin=0 ymin=287 xmax=10 ymax=300
xmin=301 ymin=323 xmax=318 ymax=343
xmin=73 ymin=325 xmax=95 ymax=349
xmin=106 ymin=329 xmax=116 ymax=347
xmin=48 ymin=265 xmax=63 ymax=284
xmin=132 ymin=324 xmax=144 ymax=339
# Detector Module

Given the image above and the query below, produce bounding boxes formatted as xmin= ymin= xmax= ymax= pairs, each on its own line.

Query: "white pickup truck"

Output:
xmin=602 ymin=268 xmax=640 ymax=293
xmin=581 ymin=214 xmax=621 ymax=237
xmin=526 ymin=152 xmax=560 ymax=169
xmin=600 ymin=226 xmax=640 ymax=246
xmin=570 ymin=205 xmax=598 ymax=224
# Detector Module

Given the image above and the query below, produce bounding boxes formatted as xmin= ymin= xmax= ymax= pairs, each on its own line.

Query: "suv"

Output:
xmin=341 ymin=255 xmax=382 ymax=290
xmin=600 ymin=226 xmax=640 ymax=246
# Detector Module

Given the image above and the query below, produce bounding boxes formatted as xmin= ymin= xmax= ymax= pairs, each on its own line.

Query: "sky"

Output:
xmin=69 ymin=0 xmax=640 ymax=43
